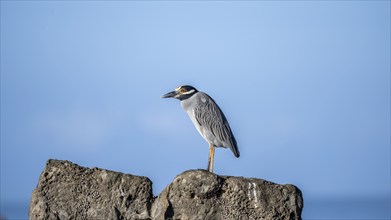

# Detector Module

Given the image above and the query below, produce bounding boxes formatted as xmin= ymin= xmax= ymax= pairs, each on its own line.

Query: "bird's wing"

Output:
xmin=193 ymin=94 xmax=240 ymax=157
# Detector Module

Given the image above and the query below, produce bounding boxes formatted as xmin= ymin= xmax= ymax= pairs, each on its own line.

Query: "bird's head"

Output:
xmin=162 ymin=85 xmax=198 ymax=101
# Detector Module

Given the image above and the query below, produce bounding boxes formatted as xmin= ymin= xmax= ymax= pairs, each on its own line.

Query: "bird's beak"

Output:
xmin=162 ymin=90 xmax=178 ymax=98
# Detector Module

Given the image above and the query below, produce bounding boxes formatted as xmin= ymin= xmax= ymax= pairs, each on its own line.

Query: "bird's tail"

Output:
xmin=230 ymin=135 xmax=240 ymax=158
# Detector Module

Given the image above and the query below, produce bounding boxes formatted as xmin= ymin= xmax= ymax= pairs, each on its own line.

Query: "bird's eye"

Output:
xmin=180 ymin=88 xmax=186 ymax=93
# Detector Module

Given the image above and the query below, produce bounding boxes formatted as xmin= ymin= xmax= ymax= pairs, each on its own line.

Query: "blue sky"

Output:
xmin=1 ymin=1 xmax=390 ymax=219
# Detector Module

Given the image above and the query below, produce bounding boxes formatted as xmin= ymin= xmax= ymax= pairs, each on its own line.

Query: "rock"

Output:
xmin=151 ymin=170 xmax=303 ymax=220
xmin=30 ymin=159 xmax=303 ymax=220
xmin=29 ymin=159 xmax=153 ymax=220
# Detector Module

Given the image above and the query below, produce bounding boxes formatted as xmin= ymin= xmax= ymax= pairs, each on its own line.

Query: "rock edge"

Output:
xmin=30 ymin=159 xmax=303 ymax=220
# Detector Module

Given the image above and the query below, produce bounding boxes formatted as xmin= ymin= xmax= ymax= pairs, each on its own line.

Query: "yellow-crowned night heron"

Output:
xmin=162 ymin=85 xmax=239 ymax=173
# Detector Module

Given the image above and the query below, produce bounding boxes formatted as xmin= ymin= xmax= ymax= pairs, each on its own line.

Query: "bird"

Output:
xmin=162 ymin=85 xmax=239 ymax=173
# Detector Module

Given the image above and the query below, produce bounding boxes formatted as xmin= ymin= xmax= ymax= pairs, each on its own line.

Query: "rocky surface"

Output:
xmin=30 ymin=159 xmax=303 ymax=220
xmin=29 ymin=159 xmax=153 ymax=220
xmin=152 ymin=170 xmax=303 ymax=220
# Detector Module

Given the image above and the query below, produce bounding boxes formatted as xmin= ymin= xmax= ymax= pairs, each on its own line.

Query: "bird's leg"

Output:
xmin=207 ymin=144 xmax=215 ymax=173
xmin=207 ymin=145 xmax=211 ymax=172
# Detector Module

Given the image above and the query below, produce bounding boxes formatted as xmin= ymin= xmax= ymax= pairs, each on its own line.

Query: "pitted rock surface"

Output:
xmin=30 ymin=159 xmax=303 ymax=220
xmin=151 ymin=170 xmax=303 ymax=220
xmin=29 ymin=159 xmax=152 ymax=220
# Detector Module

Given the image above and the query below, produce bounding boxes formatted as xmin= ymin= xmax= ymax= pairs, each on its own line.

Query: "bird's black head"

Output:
xmin=162 ymin=85 xmax=199 ymax=101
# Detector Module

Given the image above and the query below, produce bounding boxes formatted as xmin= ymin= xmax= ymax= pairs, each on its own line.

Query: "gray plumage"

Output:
xmin=181 ymin=92 xmax=240 ymax=157
xmin=162 ymin=85 xmax=239 ymax=172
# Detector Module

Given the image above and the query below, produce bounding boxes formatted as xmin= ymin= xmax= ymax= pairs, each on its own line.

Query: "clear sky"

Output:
xmin=1 ymin=1 xmax=390 ymax=219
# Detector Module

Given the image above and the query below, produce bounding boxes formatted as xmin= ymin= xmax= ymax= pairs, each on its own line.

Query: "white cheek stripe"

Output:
xmin=183 ymin=89 xmax=195 ymax=95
